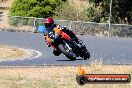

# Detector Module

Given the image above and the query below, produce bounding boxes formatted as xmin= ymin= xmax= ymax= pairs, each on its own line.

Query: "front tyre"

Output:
xmin=80 ymin=45 xmax=90 ymax=60
xmin=58 ymin=44 xmax=76 ymax=60
xmin=83 ymin=51 xmax=90 ymax=60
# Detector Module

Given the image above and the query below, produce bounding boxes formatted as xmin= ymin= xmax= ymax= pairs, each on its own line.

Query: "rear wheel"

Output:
xmin=58 ymin=44 xmax=76 ymax=60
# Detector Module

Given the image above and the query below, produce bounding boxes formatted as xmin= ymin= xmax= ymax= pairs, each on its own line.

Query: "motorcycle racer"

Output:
xmin=43 ymin=17 xmax=87 ymax=57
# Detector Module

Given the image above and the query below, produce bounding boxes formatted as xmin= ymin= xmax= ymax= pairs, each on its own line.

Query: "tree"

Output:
xmin=88 ymin=0 xmax=132 ymax=24
xmin=89 ymin=0 xmax=103 ymax=7
xmin=54 ymin=2 xmax=88 ymax=21
xmin=10 ymin=0 xmax=66 ymax=18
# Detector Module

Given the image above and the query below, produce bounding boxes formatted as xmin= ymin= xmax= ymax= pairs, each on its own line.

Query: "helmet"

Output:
xmin=44 ymin=17 xmax=54 ymax=28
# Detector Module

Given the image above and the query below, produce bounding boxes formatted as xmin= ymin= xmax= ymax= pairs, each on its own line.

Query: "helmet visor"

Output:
xmin=45 ymin=23 xmax=52 ymax=28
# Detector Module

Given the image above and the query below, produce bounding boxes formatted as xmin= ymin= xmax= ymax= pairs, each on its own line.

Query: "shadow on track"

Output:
xmin=57 ymin=58 xmax=84 ymax=61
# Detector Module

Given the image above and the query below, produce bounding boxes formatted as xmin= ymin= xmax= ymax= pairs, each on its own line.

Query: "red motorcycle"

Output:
xmin=45 ymin=27 xmax=90 ymax=60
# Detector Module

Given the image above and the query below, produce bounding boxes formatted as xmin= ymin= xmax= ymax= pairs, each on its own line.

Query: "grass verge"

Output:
xmin=0 ymin=45 xmax=26 ymax=60
xmin=0 ymin=65 xmax=131 ymax=88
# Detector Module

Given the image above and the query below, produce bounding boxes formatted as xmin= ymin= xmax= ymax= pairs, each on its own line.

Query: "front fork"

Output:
xmin=63 ymin=41 xmax=77 ymax=57
xmin=64 ymin=42 xmax=72 ymax=52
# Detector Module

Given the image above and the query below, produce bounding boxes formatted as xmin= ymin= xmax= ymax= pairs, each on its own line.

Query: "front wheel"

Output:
xmin=58 ymin=44 xmax=76 ymax=60
xmin=80 ymin=45 xmax=90 ymax=60
xmin=83 ymin=51 xmax=90 ymax=60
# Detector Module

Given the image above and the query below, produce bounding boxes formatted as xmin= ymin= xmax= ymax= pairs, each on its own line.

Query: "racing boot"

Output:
xmin=53 ymin=49 xmax=62 ymax=56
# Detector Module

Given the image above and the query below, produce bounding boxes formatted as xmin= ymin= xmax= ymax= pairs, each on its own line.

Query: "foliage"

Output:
xmin=111 ymin=0 xmax=132 ymax=24
xmin=9 ymin=0 xmax=132 ymax=24
xmin=89 ymin=0 xmax=95 ymax=3
xmin=54 ymin=2 xmax=88 ymax=21
xmin=88 ymin=0 xmax=132 ymax=24
xmin=9 ymin=0 xmax=66 ymax=26
xmin=87 ymin=7 xmax=94 ymax=17
xmin=10 ymin=0 xmax=65 ymax=18
xmin=8 ymin=17 xmax=18 ymax=26
xmin=8 ymin=16 xmax=35 ymax=26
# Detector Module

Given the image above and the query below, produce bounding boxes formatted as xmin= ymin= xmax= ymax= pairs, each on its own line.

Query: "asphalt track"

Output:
xmin=0 ymin=31 xmax=132 ymax=66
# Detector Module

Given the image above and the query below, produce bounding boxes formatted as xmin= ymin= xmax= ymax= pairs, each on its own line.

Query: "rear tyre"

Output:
xmin=58 ymin=44 xmax=76 ymax=60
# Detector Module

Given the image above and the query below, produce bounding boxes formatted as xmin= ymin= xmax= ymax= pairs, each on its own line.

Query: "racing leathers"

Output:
xmin=44 ymin=24 xmax=81 ymax=56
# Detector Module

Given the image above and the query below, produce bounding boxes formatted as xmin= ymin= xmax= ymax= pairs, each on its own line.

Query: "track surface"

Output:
xmin=0 ymin=31 xmax=132 ymax=66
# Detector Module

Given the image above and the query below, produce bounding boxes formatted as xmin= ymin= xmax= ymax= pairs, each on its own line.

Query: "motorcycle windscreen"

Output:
xmin=36 ymin=25 xmax=46 ymax=33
